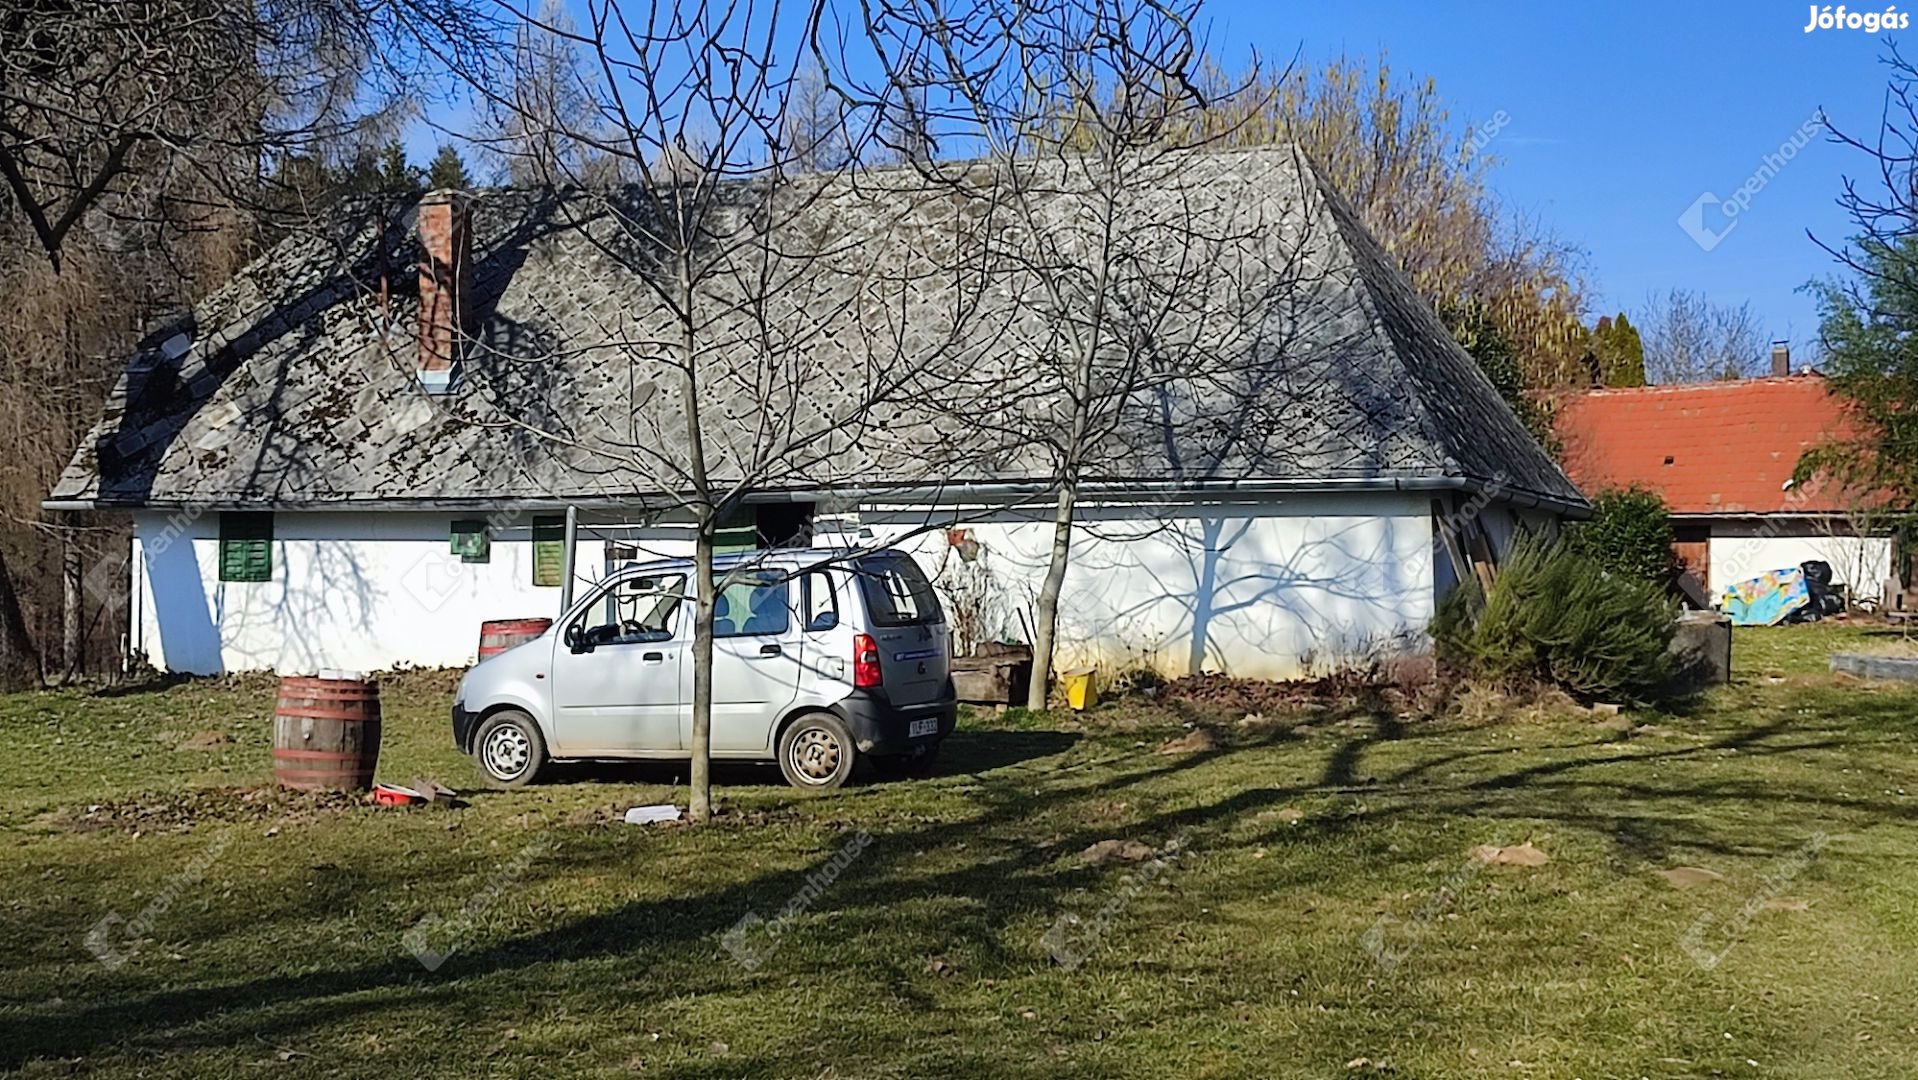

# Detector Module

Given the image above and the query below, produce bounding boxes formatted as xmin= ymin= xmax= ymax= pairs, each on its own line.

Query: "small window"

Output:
xmin=713 ymin=573 xmax=789 ymax=638
xmin=218 ymin=512 xmax=273 ymax=583
xmin=450 ymin=519 xmax=490 ymax=563
xmin=714 ymin=507 xmax=757 ymax=553
xmin=801 ymin=569 xmax=839 ymax=631
xmin=532 ymin=515 xmax=565 ymax=587
xmin=855 ymin=552 xmax=943 ymax=627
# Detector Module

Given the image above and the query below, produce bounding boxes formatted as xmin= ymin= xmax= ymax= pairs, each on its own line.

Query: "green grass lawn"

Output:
xmin=3 ymin=623 xmax=1916 ymax=1078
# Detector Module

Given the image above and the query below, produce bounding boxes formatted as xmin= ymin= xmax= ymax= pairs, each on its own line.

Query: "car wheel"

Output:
xmin=473 ymin=709 xmax=548 ymax=788
xmin=777 ymin=712 xmax=857 ymax=790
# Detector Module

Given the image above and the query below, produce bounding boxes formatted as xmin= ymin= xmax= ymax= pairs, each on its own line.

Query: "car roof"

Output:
xmin=618 ymin=546 xmax=886 ymax=575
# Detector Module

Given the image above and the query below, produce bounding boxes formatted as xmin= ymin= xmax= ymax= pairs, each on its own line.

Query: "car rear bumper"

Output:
xmin=832 ymin=683 xmax=957 ymax=756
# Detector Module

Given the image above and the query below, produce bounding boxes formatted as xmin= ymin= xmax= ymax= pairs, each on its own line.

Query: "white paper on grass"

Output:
xmin=623 ymin=805 xmax=682 ymax=825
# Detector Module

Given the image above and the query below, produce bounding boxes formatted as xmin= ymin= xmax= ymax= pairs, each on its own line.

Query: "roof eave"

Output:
xmin=43 ymin=473 xmax=1589 ymax=516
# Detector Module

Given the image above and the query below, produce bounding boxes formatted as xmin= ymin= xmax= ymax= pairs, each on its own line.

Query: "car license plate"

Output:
xmin=908 ymin=718 xmax=938 ymax=738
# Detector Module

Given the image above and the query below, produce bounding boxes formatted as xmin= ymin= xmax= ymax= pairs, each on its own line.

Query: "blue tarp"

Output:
xmin=1721 ymin=567 xmax=1811 ymax=627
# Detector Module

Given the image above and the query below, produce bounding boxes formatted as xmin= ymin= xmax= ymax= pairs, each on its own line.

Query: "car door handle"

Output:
xmin=757 ymin=643 xmax=782 ymax=657
xmin=642 ymin=651 xmax=665 ymax=663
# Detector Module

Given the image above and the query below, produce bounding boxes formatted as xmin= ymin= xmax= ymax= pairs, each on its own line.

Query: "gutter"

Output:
xmin=43 ymin=474 xmax=1591 ymax=519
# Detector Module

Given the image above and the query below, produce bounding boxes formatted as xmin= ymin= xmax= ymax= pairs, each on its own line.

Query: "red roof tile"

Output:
xmin=1553 ymin=377 xmax=1862 ymax=515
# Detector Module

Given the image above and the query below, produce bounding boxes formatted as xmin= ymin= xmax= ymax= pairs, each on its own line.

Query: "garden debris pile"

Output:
xmin=48 ymin=785 xmax=363 ymax=834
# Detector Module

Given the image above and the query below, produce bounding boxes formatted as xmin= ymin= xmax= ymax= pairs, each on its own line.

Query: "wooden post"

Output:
xmin=559 ymin=505 xmax=580 ymax=613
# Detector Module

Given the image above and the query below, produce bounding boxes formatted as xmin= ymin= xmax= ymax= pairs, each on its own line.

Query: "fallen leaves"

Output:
xmin=1471 ymin=842 xmax=1549 ymax=867
xmin=1156 ymin=728 xmax=1218 ymax=755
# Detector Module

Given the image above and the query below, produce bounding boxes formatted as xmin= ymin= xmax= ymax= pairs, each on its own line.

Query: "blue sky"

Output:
xmin=1206 ymin=1 xmax=1902 ymax=355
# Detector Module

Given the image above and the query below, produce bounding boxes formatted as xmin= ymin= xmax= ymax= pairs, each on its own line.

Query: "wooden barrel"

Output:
xmin=273 ymin=676 xmax=382 ymax=791
xmin=478 ymin=617 xmax=552 ymax=662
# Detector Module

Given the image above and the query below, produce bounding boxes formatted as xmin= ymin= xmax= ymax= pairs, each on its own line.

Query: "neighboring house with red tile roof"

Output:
xmin=1555 ymin=375 xmax=1893 ymax=601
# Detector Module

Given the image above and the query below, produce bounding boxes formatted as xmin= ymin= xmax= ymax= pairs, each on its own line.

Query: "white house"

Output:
xmin=47 ymin=147 xmax=1587 ymax=679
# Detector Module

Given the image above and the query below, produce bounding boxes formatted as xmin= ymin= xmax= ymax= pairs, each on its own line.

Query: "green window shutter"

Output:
xmin=532 ymin=516 xmax=565 ymax=587
xmin=714 ymin=507 xmax=758 ymax=553
xmin=451 ymin=519 xmax=490 ymax=563
xmin=218 ymin=513 xmax=273 ymax=583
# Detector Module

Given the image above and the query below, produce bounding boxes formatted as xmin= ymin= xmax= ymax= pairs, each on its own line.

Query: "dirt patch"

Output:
xmin=1080 ymin=838 xmax=1158 ymax=865
xmin=1160 ymin=671 xmax=1408 ymax=719
xmin=48 ymin=785 xmax=373 ymax=834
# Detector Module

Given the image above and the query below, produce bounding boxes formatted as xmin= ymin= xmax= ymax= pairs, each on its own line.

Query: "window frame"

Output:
xmin=217 ymin=512 xmax=274 ymax=583
xmin=853 ymin=552 xmax=944 ymax=628
xmin=800 ymin=568 xmax=839 ymax=632
xmin=712 ymin=572 xmax=791 ymax=639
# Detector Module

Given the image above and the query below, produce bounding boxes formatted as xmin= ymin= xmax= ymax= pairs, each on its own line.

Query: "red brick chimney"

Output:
xmin=417 ymin=189 xmax=471 ymax=393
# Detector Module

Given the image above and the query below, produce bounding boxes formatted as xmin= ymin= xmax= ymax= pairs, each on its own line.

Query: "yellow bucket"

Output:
xmin=1061 ymin=668 xmax=1096 ymax=711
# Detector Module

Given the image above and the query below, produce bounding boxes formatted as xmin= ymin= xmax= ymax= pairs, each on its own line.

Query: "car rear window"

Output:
xmin=855 ymin=553 xmax=944 ymax=627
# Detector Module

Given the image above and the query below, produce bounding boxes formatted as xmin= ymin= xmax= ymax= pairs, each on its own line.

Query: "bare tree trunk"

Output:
xmin=1026 ymin=479 xmax=1078 ymax=711
xmin=688 ymin=520 xmax=716 ymax=823
xmin=0 ymin=550 xmax=42 ymax=691
xmin=61 ymin=533 xmax=83 ymax=682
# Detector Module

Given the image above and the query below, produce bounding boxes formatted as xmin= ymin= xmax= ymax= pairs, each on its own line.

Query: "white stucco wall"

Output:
xmin=872 ymin=492 xmax=1435 ymax=680
xmin=1706 ymin=528 xmax=1893 ymax=599
xmin=132 ymin=511 xmax=701 ymax=675
xmin=133 ymin=493 xmax=1437 ymax=679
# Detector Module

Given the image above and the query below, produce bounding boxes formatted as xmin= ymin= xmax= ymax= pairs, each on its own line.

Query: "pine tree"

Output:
xmin=426 ymin=144 xmax=473 ymax=190
xmin=1590 ymin=312 xmax=1646 ymax=387
xmin=375 ymin=141 xmax=420 ymax=194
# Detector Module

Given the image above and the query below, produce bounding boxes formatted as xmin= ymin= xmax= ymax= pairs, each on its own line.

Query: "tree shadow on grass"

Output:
xmin=3 ymin=700 xmax=1912 ymax=1072
xmin=534 ymin=730 xmax=1080 ymax=790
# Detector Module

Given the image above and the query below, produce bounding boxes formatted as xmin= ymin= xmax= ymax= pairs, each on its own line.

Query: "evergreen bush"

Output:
xmin=1569 ymin=487 xmax=1675 ymax=584
xmin=1433 ymin=533 xmax=1678 ymax=704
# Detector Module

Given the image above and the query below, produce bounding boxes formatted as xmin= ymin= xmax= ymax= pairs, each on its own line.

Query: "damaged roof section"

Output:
xmin=48 ymin=145 xmax=1586 ymax=513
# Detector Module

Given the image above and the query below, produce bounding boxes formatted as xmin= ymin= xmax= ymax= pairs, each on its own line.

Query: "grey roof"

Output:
xmin=47 ymin=145 xmax=1586 ymax=513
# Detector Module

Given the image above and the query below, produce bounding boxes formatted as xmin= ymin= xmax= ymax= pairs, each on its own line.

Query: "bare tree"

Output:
xmin=480 ymin=0 xmax=633 ymax=186
xmin=782 ymin=62 xmax=851 ymax=173
xmin=850 ymin=0 xmax=1290 ymax=708
xmin=1638 ymin=288 xmax=1765 ymax=383
xmin=433 ymin=0 xmax=995 ymax=820
xmin=1187 ymin=50 xmax=1592 ymax=391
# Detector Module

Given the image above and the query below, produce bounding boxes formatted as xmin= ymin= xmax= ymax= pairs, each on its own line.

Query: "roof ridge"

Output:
xmin=1288 ymin=151 xmax=1461 ymax=480
xmin=1295 ymin=151 xmax=1583 ymax=508
xmin=1566 ymin=375 xmax=1828 ymax=398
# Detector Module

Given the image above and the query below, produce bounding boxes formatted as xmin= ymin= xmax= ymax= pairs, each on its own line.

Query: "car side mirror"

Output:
xmin=807 ymin=612 xmax=839 ymax=632
xmin=564 ymin=623 xmax=590 ymax=653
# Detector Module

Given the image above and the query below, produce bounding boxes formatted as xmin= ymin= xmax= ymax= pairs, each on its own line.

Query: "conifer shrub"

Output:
xmin=1568 ymin=486 xmax=1675 ymax=585
xmin=1432 ymin=533 xmax=1678 ymax=705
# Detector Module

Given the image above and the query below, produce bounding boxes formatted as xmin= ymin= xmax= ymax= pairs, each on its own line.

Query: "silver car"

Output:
xmin=451 ymin=548 xmax=956 ymax=789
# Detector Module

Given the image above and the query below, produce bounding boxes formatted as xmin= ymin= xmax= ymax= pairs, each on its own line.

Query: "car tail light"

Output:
xmin=853 ymin=633 xmax=883 ymax=688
